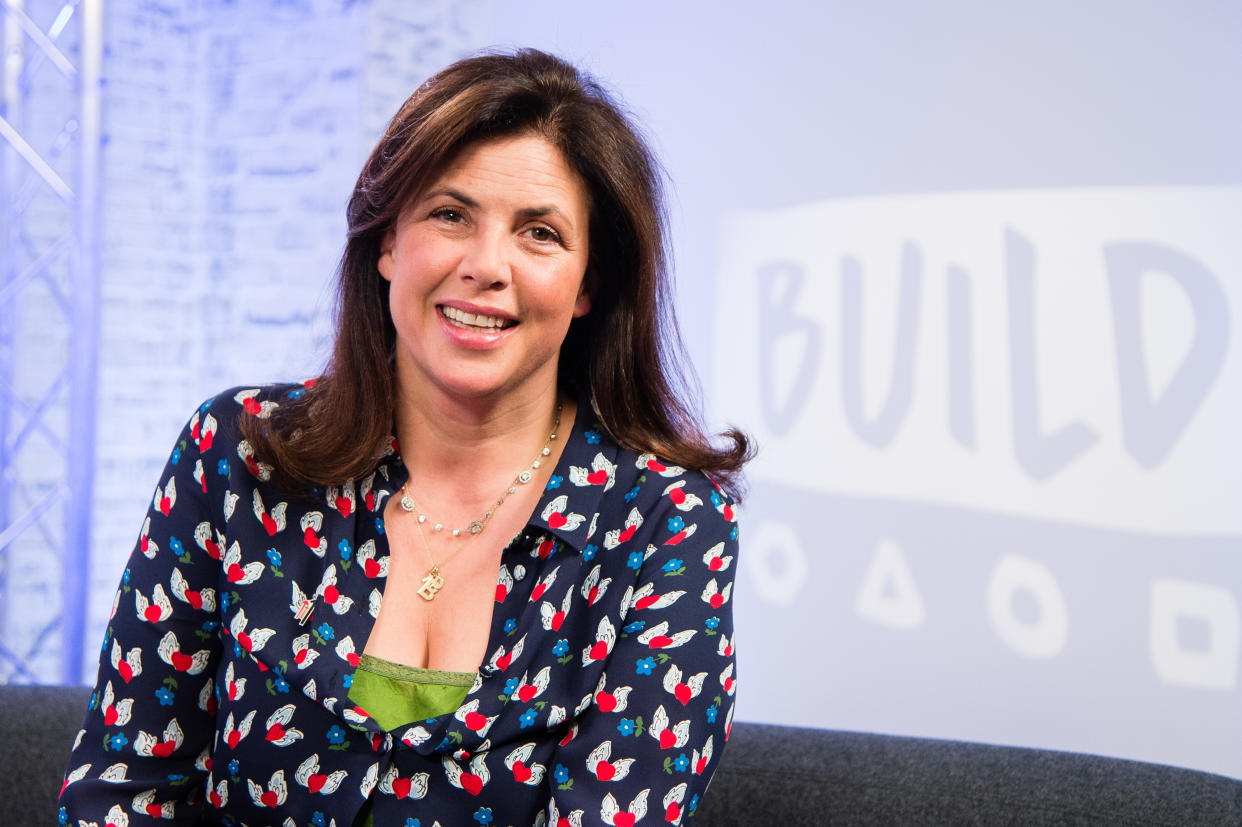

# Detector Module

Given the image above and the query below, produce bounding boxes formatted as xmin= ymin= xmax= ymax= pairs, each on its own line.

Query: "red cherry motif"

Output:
xmin=647 ymin=459 xmax=666 ymax=472
xmin=512 ymin=761 xmax=532 ymax=783
xmin=595 ymin=761 xmax=615 ymax=781
xmin=363 ymin=559 xmax=381 ymax=578
xmin=495 ymin=584 xmax=508 ymax=603
xmin=144 ymin=606 xmax=163 ymax=623
xmin=464 ymin=711 xmax=487 ymax=731
xmin=596 ymin=691 xmax=617 ymax=712
xmin=151 ymin=740 xmax=176 ymax=758
xmin=461 ymin=773 xmax=483 ymax=796
xmin=260 ymin=790 xmax=278 ymax=807
xmin=303 ymin=527 xmax=319 ymax=549
xmin=547 ymin=512 xmax=567 ymax=530
xmin=171 ymin=652 xmax=193 ymax=671
xmin=266 ymin=724 xmax=286 ymax=741
xmin=243 ymin=397 xmax=261 ymax=415
xmin=391 ymin=777 xmax=411 ymax=798
xmin=669 ymin=487 xmax=686 ymax=505
xmin=587 ymin=469 xmax=608 ymax=485
xmin=199 ymin=430 xmax=214 ymax=452
xmin=674 ymin=684 xmax=692 ymax=705
xmin=335 ymin=497 xmax=352 ymax=517
xmin=588 ymin=641 xmax=609 ymax=660
xmin=517 ymin=685 xmax=537 ymax=703
xmin=261 ymin=514 xmax=277 ymax=536
xmin=159 ymin=497 xmax=172 ymax=516
xmin=658 ymin=730 xmax=676 ymax=749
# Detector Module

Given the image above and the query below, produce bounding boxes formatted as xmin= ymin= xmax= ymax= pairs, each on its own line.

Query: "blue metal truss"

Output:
xmin=0 ymin=0 xmax=101 ymax=685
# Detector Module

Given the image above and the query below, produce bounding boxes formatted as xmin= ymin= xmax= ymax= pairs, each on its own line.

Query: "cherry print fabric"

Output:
xmin=59 ymin=384 xmax=739 ymax=827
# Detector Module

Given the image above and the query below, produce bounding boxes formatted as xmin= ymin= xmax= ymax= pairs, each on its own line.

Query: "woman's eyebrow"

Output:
xmin=421 ymin=187 xmax=478 ymax=208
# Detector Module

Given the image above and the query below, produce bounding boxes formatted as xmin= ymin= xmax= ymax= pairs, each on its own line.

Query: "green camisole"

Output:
xmin=348 ymin=655 xmax=474 ymax=827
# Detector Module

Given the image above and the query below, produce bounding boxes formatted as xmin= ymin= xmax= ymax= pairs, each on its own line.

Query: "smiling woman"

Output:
xmin=60 ymin=49 xmax=751 ymax=826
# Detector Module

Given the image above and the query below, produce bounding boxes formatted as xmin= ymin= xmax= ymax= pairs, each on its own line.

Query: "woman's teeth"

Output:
xmin=440 ymin=306 xmax=511 ymax=330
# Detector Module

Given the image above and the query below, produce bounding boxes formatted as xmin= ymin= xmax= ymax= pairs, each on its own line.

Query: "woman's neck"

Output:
xmin=392 ymin=381 xmax=573 ymax=515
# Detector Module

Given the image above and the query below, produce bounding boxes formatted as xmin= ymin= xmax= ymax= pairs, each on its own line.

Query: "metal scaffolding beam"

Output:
xmin=0 ymin=0 xmax=102 ymax=685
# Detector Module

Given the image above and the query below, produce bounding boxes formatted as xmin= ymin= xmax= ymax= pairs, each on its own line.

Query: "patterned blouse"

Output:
xmin=59 ymin=384 xmax=740 ymax=827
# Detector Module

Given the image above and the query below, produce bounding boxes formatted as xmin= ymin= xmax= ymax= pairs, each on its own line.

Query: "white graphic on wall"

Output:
xmin=714 ymin=188 xmax=1242 ymax=780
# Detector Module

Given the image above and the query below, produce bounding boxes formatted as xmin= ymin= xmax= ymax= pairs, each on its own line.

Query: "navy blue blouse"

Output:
xmin=60 ymin=384 xmax=739 ymax=826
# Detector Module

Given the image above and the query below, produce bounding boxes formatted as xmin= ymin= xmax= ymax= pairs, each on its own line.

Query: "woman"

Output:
xmin=61 ymin=49 xmax=749 ymax=826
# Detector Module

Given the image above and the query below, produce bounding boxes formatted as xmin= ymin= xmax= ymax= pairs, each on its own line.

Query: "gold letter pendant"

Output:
xmin=417 ymin=566 xmax=445 ymax=601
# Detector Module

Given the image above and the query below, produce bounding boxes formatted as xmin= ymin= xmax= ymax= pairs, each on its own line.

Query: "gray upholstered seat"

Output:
xmin=6 ymin=684 xmax=1240 ymax=826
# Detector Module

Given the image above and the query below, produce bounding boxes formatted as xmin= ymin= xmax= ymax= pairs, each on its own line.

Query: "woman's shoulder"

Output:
xmin=193 ymin=380 xmax=316 ymax=421
xmin=573 ymin=419 xmax=738 ymax=549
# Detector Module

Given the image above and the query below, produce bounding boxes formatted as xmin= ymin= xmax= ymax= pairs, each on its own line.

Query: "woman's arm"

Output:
xmin=546 ymin=481 xmax=739 ymax=826
xmin=59 ymin=398 xmax=228 ymax=824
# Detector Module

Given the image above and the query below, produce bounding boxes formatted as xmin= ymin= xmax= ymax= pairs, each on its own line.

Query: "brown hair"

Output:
xmin=247 ymin=49 xmax=752 ymax=498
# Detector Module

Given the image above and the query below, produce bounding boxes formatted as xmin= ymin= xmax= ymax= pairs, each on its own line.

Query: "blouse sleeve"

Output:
xmin=546 ymin=485 xmax=739 ymax=826
xmin=59 ymin=399 xmax=228 ymax=824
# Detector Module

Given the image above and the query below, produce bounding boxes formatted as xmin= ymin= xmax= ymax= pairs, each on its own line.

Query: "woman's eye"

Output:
xmin=528 ymin=226 xmax=561 ymax=243
xmin=432 ymin=207 xmax=464 ymax=223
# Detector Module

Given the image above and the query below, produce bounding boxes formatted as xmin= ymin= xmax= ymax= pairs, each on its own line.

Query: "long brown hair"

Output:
xmin=247 ymin=49 xmax=752 ymax=498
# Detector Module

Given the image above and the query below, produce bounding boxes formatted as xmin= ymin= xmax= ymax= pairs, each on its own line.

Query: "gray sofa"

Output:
xmin=6 ymin=684 xmax=1240 ymax=825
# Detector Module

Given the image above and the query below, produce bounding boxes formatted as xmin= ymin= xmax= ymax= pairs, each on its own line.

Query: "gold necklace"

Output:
xmin=402 ymin=402 xmax=562 ymax=601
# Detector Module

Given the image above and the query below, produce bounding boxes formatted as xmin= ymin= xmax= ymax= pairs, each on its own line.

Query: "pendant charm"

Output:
xmin=417 ymin=567 xmax=445 ymax=601
xmin=400 ymin=494 xmax=414 ymax=512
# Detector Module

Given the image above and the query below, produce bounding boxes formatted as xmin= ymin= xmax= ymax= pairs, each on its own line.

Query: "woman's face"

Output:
xmin=378 ymin=134 xmax=592 ymax=407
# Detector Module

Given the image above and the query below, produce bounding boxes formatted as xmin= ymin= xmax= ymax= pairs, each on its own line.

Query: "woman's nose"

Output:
xmin=458 ymin=228 xmax=511 ymax=290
